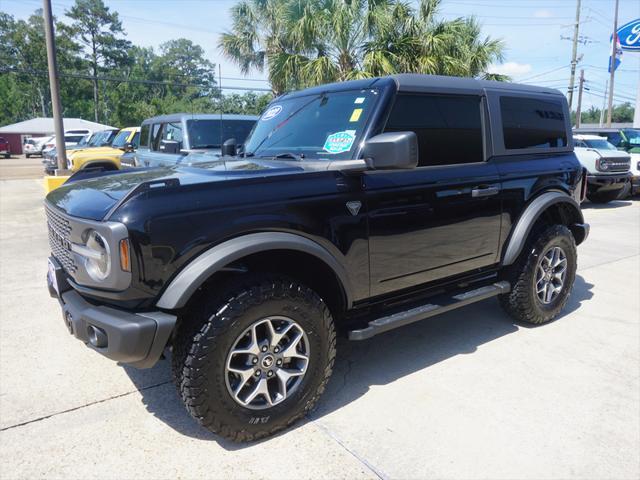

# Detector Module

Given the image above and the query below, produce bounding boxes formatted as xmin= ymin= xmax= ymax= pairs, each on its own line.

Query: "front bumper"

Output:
xmin=586 ymin=173 xmax=631 ymax=193
xmin=48 ymin=258 xmax=175 ymax=368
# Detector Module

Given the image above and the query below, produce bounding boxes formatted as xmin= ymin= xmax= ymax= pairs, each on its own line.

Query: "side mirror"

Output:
xmin=121 ymin=142 xmax=135 ymax=153
xmin=160 ymin=139 xmax=180 ymax=154
xmin=361 ymin=132 xmax=418 ymax=170
xmin=221 ymin=138 xmax=237 ymax=157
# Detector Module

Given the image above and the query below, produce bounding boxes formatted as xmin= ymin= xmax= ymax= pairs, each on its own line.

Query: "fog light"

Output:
xmin=87 ymin=325 xmax=108 ymax=348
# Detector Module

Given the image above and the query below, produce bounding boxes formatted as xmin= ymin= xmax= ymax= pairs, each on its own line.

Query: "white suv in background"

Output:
xmin=573 ymin=134 xmax=631 ymax=204
xmin=23 ymin=136 xmax=53 ymax=158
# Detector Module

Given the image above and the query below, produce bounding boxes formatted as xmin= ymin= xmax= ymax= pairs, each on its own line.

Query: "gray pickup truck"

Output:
xmin=134 ymin=113 xmax=258 ymax=168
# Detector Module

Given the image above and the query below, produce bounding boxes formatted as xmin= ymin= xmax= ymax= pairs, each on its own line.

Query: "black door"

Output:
xmin=365 ymin=94 xmax=502 ymax=297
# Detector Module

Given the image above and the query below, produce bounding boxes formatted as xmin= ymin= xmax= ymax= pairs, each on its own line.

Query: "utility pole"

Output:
xmin=42 ymin=0 xmax=67 ymax=172
xmin=599 ymin=79 xmax=608 ymax=127
xmin=606 ymin=0 xmax=620 ymax=127
xmin=567 ymin=0 xmax=581 ymax=109
xmin=575 ymin=69 xmax=585 ymax=128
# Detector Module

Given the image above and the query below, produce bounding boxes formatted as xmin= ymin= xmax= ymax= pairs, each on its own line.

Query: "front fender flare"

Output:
xmin=502 ymin=191 xmax=585 ymax=266
xmin=156 ymin=232 xmax=353 ymax=310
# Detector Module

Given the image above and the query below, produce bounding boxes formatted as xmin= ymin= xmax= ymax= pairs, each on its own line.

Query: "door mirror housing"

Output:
xmin=361 ymin=132 xmax=418 ymax=170
xmin=221 ymin=138 xmax=237 ymax=157
xmin=160 ymin=139 xmax=181 ymax=154
xmin=122 ymin=142 xmax=135 ymax=153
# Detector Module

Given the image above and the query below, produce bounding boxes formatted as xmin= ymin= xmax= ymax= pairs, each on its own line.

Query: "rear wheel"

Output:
xmin=172 ymin=275 xmax=336 ymax=442
xmin=587 ymin=188 xmax=623 ymax=203
xmin=499 ymin=225 xmax=577 ymax=325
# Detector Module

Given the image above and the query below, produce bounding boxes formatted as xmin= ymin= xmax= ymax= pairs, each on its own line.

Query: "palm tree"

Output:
xmin=219 ymin=0 xmax=506 ymax=95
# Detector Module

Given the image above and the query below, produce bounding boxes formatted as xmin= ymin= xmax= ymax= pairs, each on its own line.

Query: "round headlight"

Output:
xmin=85 ymin=230 xmax=111 ymax=281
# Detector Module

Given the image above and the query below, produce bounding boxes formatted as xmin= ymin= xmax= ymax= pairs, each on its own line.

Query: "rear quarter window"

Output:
xmin=500 ymin=96 xmax=567 ymax=150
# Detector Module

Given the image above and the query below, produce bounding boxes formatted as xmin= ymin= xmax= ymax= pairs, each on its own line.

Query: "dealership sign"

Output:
xmin=617 ymin=19 xmax=640 ymax=52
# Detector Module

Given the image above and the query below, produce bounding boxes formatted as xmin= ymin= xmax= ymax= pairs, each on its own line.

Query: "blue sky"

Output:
xmin=2 ymin=0 xmax=638 ymax=110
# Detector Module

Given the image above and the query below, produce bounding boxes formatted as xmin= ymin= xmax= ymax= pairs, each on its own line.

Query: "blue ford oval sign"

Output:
xmin=618 ymin=19 xmax=640 ymax=51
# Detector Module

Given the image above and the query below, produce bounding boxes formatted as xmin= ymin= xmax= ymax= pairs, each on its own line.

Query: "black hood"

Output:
xmin=45 ymin=159 xmax=310 ymax=221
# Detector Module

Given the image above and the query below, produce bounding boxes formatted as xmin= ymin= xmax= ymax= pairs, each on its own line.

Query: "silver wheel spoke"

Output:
xmin=265 ymin=319 xmax=294 ymax=348
xmin=231 ymin=325 xmax=260 ymax=356
xmin=244 ymin=378 xmax=272 ymax=406
xmin=281 ymin=331 xmax=307 ymax=361
xmin=228 ymin=366 xmax=254 ymax=394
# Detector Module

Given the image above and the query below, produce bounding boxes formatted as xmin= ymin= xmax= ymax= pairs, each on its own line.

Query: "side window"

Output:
xmin=384 ymin=94 xmax=484 ymax=166
xmin=139 ymin=125 xmax=149 ymax=148
xmin=500 ymin=96 xmax=567 ymax=150
xmin=162 ymin=122 xmax=183 ymax=146
xmin=575 ymin=140 xmax=586 ymax=148
xmin=150 ymin=123 xmax=162 ymax=151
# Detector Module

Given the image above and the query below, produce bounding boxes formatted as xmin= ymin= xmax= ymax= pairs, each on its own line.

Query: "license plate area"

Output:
xmin=47 ymin=256 xmax=71 ymax=298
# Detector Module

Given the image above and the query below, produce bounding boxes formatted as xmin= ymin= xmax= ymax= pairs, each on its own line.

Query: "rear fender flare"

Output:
xmin=502 ymin=191 xmax=584 ymax=266
xmin=156 ymin=232 xmax=353 ymax=310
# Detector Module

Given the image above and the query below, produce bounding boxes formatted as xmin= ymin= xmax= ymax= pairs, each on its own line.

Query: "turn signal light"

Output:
xmin=119 ymin=239 xmax=131 ymax=272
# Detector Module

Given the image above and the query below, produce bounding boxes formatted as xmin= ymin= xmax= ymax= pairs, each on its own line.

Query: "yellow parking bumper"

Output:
xmin=43 ymin=175 xmax=70 ymax=193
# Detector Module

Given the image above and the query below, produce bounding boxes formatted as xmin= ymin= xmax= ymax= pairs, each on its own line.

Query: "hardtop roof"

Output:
xmin=277 ymin=74 xmax=564 ymax=100
xmin=141 ymin=113 xmax=259 ymax=125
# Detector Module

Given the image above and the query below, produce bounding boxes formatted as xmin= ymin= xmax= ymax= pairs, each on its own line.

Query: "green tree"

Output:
xmin=573 ymin=102 xmax=635 ymax=126
xmin=218 ymin=92 xmax=273 ymax=115
xmin=219 ymin=0 xmax=506 ymax=94
xmin=64 ymin=0 xmax=131 ymax=123
xmin=0 ymin=11 xmax=81 ymax=121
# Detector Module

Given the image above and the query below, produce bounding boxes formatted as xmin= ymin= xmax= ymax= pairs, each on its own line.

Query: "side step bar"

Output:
xmin=348 ymin=281 xmax=510 ymax=341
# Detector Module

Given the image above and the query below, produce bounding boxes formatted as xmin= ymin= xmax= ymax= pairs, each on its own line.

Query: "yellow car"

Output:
xmin=66 ymin=127 xmax=140 ymax=172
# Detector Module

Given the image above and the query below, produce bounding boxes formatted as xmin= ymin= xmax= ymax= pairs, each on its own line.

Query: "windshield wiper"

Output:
xmin=273 ymin=152 xmax=305 ymax=161
xmin=245 ymin=94 xmax=325 ymax=157
xmin=192 ymin=144 xmax=219 ymax=149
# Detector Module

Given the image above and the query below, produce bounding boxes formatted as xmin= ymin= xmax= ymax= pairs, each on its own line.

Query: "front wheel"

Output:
xmin=172 ymin=275 xmax=336 ymax=442
xmin=499 ymin=225 xmax=577 ymax=325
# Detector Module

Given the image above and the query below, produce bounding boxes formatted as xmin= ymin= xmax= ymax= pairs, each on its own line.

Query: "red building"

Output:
xmin=0 ymin=117 xmax=115 ymax=154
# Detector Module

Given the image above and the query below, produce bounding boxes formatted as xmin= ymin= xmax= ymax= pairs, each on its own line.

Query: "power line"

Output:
xmin=0 ymin=67 xmax=272 ymax=92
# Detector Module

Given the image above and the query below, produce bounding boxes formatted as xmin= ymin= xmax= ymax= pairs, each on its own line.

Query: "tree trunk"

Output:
xmin=37 ymin=86 xmax=47 ymax=117
xmin=92 ymin=39 xmax=99 ymax=123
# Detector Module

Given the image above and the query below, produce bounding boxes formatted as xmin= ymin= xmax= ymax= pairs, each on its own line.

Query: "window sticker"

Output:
xmin=354 ymin=97 xmax=365 ymax=104
xmin=349 ymin=108 xmax=363 ymax=122
xmin=323 ymin=130 xmax=356 ymax=154
xmin=261 ymin=105 xmax=283 ymax=121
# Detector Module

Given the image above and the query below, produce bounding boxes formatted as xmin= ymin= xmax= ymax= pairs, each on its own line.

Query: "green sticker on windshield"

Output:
xmin=323 ymin=130 xmax=356 ymax=154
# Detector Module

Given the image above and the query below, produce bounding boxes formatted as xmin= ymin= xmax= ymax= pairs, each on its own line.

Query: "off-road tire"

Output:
xmin=25 ymin=154 xmax=30 ymax=158
xmin=172 ymin=275 xmax=336 ymax=442
xmin=587 ymin=189 xmax=622 ymax=204
xmin=499 ymin=225 xmax=577 ymax=325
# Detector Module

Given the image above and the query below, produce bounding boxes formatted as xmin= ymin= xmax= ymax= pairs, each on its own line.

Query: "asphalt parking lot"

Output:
xmin=0 ymin=177 xmax=638 ymax=479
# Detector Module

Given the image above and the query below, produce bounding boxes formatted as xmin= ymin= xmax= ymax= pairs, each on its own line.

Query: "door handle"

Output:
xmin=471 ymin=186 xmax=500 ymax=198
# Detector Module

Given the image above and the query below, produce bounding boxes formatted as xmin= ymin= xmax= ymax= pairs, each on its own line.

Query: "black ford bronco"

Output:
xmin=46 ymin=74 xmax=589 ymax=441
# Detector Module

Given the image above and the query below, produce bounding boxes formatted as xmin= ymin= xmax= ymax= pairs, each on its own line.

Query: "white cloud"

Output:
xmin=533 ymin=9 xmax=554 ymax=18
xmin=488 ymin=62 xmax=533 ymax=77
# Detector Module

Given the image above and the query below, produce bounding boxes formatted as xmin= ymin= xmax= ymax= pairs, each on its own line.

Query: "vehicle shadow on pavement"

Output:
xmin=582 ymin=200 xmax=633 ymax=209
xmin=123 ymin=275 xmax=594 ymax=449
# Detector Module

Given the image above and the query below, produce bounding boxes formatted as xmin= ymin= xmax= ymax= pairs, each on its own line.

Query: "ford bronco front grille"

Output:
xmin=602 ymin=157 xmax=630 ymax=172
xmin=45 ymin=205 xmax=77 ymax=273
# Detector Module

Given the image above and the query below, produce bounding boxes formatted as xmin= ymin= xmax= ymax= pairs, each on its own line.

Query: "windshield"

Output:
xmin=244 ymin=89 xmax=379 ymax=160
xmin=112 ymin=130 xmax=132 ymax=148
xmin=623 ymin=129 xmax=640 ymax=146
xmin=187 ymin=119 xmax=256 ymax=149
xmin=64 ymin=135 xmax=85 ymax=143
xmin=585 ymin=139 xmax=616 ymax=150
xmin=89 ymin=130 xmax=116 ymax=147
